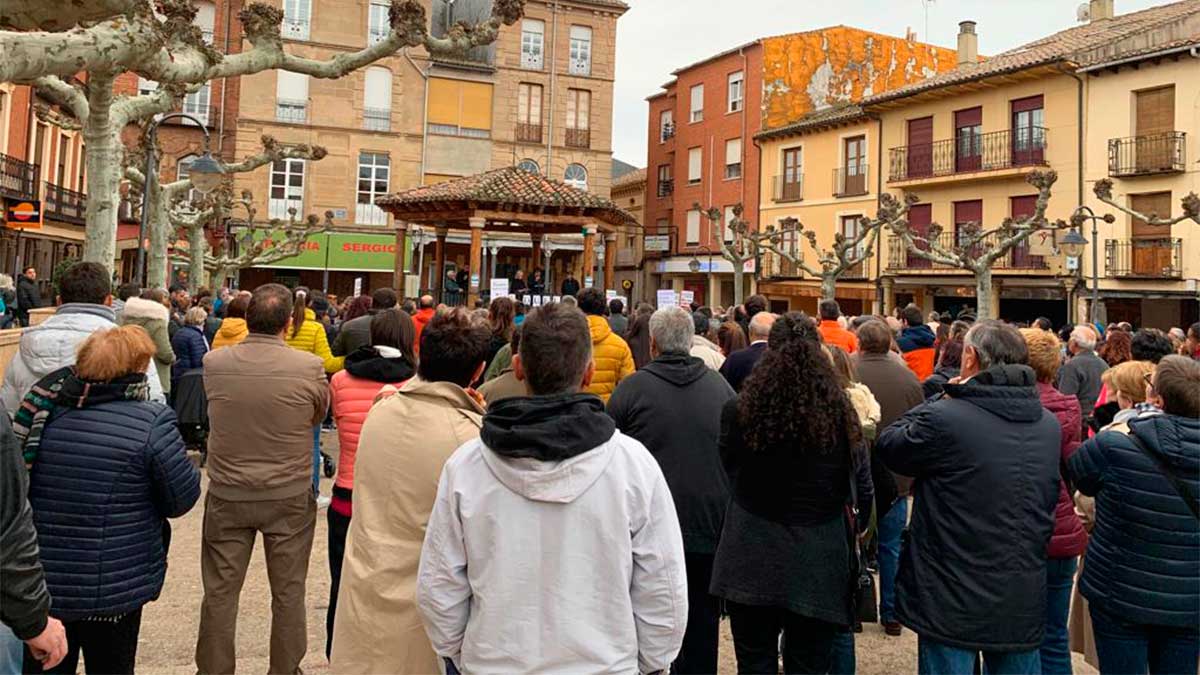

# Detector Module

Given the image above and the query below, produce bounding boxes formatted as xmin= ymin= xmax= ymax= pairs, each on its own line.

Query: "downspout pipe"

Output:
xmin=403 ymin=49 xmax=429 ymax=182
xmin=874 ymin=115 xmax=884 ymax=315
xmin=1057 ymin=63 xmax=1086 ymax=322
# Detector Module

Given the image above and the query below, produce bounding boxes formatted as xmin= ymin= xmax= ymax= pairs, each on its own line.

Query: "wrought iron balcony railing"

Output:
xmin=1108 ymin=132 xmax=1185 ymax=177
xmin=660 ymin=122 xmax=675 ymax=142
xmin=1105 ymin=238 xmax=1182 ymax=278
xmin=515 ymin=122 xmax=542 ymax=144
xmin=565 ymin=127 xmax=590 ymax=149
xmin=887 ymin=232 xmax=1050 ymax=270
xmin=275 ymin=99 xmax=308 ymax=124
xmin=43 ymin=182 xmax=86 ymax=224
xmin=363 ymin=107 xmax=390 ymax=131
xmin=772 ymin=175 xmax=803 ymax=202
xmin=656 ymin=178 xmax=674 ymax=198
xmin=889 ymin=127 xmax=1048 ymax=182
xmin=0 ymin=153 xmax=40 ymax=201
xmin=833 ymin=165 xmax=869 ymax=197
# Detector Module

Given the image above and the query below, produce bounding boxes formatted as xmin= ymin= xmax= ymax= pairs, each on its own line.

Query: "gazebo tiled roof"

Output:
xmin=376 ymin=167 xmax=638 ymax=230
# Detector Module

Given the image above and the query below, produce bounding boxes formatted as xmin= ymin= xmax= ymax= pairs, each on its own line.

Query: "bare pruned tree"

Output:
xmin=1088 ymin=178 xmax=1200 ymax=228
xmin=695 ymin=203 xmax=754 ymax=306
xmin=0 ymin=0 xmax=523 ymax=272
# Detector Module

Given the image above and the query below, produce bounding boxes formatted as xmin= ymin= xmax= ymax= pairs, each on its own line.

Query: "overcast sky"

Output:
xmin=610 ymin=0 xmax=1171 ymax=165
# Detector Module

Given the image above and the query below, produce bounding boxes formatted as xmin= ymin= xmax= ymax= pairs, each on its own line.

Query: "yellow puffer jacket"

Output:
xmin=584 ymin=314 xmax=635 ymax=402
xmin=286 ymin=308 xmax=344 ymax=374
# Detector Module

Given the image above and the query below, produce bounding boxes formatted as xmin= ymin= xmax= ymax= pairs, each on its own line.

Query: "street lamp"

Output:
xmin=1069 ymin=205 xmax=1115 ymax=325
xmin=687 ymin=245 xmax=715 ymax=303
xmin=1059 ymin=228 xmax=1087 ymax=258
xmin=135 ymin=112 xmax=224 ymax=286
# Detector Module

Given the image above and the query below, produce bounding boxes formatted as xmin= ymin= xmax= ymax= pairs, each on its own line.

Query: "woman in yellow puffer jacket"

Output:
xmin=286 ymin=288 xmax=343 ymax=499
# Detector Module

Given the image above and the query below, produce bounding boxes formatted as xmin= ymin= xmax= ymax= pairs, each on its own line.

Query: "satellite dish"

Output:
xmin=1076 ymin=3 xmax=1091 ymax=22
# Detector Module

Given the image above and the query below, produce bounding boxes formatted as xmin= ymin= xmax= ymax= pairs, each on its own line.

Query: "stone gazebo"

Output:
xmin=377 ymin=167 xmax=637 ymax=304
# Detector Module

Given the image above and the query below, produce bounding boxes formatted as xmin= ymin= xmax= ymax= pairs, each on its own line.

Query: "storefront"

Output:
xmin=237 ymin=231 xmax=408 ymax=299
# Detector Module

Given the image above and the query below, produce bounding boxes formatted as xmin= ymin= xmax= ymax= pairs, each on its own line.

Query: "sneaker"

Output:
xmin=316 ymin=495 xmax=332 ymax=510
xmin=883 ymin=621 xmax=902 ymax=636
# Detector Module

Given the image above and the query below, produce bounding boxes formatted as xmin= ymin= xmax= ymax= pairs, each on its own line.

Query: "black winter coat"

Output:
xmin=16 ymin=276 xmax=40 ymax=319
xmin=0 ymin=412 xmax=51 ymax=640
xmin=877 ymin=364 xmax=1060 ymax=652
xmin=921 ymin=366 xmax=960 ymax=399
xmin=1068 ymin=413 xmax=1199 ymax=628
xmin=170 ymin=325 xmax=209 ymax=382
xmin=332 ymin=313 xmax=372 ymax=357
xmin=718 ymin=341 xmax=767 ymax=393
xmin=607 ymin=353 xmax=736 ymax=553
xmin=28 ymin=401 xmax=200 ymax=620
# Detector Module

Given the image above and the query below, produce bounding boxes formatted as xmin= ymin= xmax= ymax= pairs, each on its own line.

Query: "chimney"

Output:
xmin=1089 ymin=0 xmax=1114 ymax=21
xmin=957 ymin=21 xmax=978 ymax=66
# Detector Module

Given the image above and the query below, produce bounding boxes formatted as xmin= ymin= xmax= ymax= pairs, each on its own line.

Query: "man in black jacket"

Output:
xmin=607 ymin=306 xmax=736 ymax=674
xmin=15 ymin=267 xmax=41 ymax=328
xmin=877 ymin=320 xmax=1060 ymax=673
xmin=0 ymin=412 xmax=67 ymax=671
xmin=332 ymin=288 xmax=397 ymax=357
xmin=719 ymin=310 xmax=774 ymax=392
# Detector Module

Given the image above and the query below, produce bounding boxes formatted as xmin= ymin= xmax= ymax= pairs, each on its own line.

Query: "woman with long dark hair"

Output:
xmin=718 ymin=321 xmax=748 ymax=357
xmin=710 ymin=312 xmax=873 ymax=673
xmin=625 ymin=303 xmax=654 ymax=370
xmin=482 ymin=297 xmax=516 ymax=377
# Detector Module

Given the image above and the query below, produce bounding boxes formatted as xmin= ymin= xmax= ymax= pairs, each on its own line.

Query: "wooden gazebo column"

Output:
xmin=530 ymin=233 xmax=542 ymax=274
xmin=392 ymin=220 xmax=408 ymax=291
xmin=603 ymin=233 xmax=617 ymax=292
xmin=580 ymin=224 xmax=597 ymax=288
xmin=434 ymin=227 xmax=447 ymax=300
xmin=468 ymin=216 xmax=485 ymax=305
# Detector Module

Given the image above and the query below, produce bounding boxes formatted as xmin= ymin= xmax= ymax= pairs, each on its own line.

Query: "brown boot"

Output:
xmin=883 ymin=620 xmax=903 ymax=636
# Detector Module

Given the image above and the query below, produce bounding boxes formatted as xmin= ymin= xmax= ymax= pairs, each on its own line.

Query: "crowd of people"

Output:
xmin=0 ymin=261 xmax=1196 ymax=675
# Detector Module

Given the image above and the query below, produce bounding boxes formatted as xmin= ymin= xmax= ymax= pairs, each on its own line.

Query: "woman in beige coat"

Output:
xmin=329 ymin=308 xmax=492 ymax=673
xmin=119 ymin=291 xmax=176 ymax=395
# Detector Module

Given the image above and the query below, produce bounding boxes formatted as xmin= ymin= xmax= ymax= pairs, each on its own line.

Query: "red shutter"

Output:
xmin=907 ymin=203 xmax=933 ymax=268
xmin=1011 ymin=95 xmax=1044 ymax=113
xmin=907 ymin=117 xmax=934 ymax=178
xmin=1010 ymin=195 xmax=1043 ymax=268
xmin=954 ymin=107 xmax=982 ymax=127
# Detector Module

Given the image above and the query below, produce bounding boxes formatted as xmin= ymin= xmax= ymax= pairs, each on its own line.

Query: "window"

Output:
xmin=566 ymin=89 xmax=590 ymax=148
xmin=656 ymin=163 xmax=673 ymax=197
xmin=688 ymin=147 xmax=702 ymax=185
xmin=137 ymin=77 xmax=157 ymax=96
xmin=276 ymin=71 xmax=309 ymax=123
xmin=56 ymin=133 xmax=68 ymax=187
xmin=723 ymin=206 xmax=737 ymax=242
xmin=182 ymin=82 xmax=211 ymax=125
xmin=778 ymin=146 xmax=802 ymax=201
xmin=724 ymin=138 xmax=742 ymax=179
xmin=269 ymin=157 xmax=305 ymax=219
xmin=686 ymin=209 xmax=701 ymax=245
xmin=427 ymin=77 xmax=493 ymax=138
xmin=355 ymin=152 xmax=390 ymax=225
xmin=368 ymin=0 xmax=389 ymax=45
xmin=363 ymin=67 xmax=392 ymax=131
xmin=281 ymin=0 xmax=310 ymax=40
xmin=521 ymin=19 xmax=544 ymax=70
xmin=689 ymin=84 xmax=704 ymax=123
xmin=1011 ymin=95 xmax=1045 ymax=165
xmin=516 ymin=83 xmax=543 ymax=142
xmin=568 ymin=26 xmax=592 ymax=75
xmin=953 ymin=200 xmax=983 ymax=251
xmin=516 ymin=158 xmax=539 ymax=174
xmin=954 ymin=107 xmax=982 ymax=172
xmin=564 ymin=163 xmax=587 ymax=190
xmin=841 ymin=214 xmax=865 ymax=256
xmin=659 ymin=109 xmax=674 ymax=142
xmin=728 ymin=71 xmax=743 ymax=113
xmin=194 ymin=0 xmax=215 ymax=43
xmin=840 ymin=135 xmax=867 ymax=195
xmin=0 ymin=91 xmax=7 ymax=154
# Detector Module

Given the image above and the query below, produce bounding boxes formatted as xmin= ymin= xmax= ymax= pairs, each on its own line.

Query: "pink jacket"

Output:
xmin=1037 ymin=381 xmax=1088 ymax=558
xmin=330 ymin=369 xmax=411 ymax=493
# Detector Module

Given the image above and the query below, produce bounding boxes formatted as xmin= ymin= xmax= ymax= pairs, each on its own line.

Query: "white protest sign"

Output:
xmin=490 ymin=278 xmax=509 ymax=299
xmin=680 ymin=290 xmax=695 ymax=307
xmin=656 ymin=289 xmax=678 ymax=308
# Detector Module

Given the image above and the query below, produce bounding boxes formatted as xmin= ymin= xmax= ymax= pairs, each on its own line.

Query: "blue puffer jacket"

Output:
xmin=171 ymin=324 xmax=209 ymax=383
xmin=1068 ymin=413 xmax=1199 ymax=628
xmin=27 ymin=400 xmax=201 ymax=620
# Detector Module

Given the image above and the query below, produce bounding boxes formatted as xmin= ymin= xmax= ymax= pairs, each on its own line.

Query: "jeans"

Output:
xmin=0 ymin=625 xmax=22 ymax=675
xmin=673 ymin=553 xmax=720 ymax=674
xmin=877 ymin=498 xmax=907 ymax=622
xmin=24 ymin=609 xmax=143 ymax=674
xmin=727 ymin=602 xmax=838 ymax=674
xmin=918 ymin=637 xmax=1041 ymax=675
xmin=829 ymin=630 xmax=856 ymax=675
xmin=1039 ymin=556 xmax=1078 ymax=675
xmin=1090 ymin=604 xmax=1200 ymax=675
xmin=311 ymin=425 xmax=321 ymax=495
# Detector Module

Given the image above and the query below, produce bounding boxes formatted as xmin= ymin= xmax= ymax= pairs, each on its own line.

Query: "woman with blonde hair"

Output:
xmin=15 ymin=326 xmax=200 ymax=673
xmin=170 ymin=306 xmax=210 ymax=389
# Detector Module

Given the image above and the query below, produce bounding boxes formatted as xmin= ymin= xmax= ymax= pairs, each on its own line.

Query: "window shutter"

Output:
xmin=723 ymin=206 xmax=736 ymax=242
xmin=687 ymin=209 xmax=701 ymax=244
xmin=194 ymin=1 xmax=216 ymax=32
xmin=427 ymin=78 xmax=459 ymax=126
xmin=725 ymin=138 xmax=742 ymax=165
xmin=459 ymin=81 xmax=493 ymax=131
xmin=364 ymin=67 xmax=392 ymax=110
xmin=276 ymin=70 xmax=308 ymax=101
xmin=690 ymin=85 xmax=703 ymax=114
xmin=688 ymin=147 xmax=702 ymax=182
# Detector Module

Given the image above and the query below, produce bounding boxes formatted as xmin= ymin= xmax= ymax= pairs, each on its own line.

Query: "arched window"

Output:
xmin=517 ymin=158 xmax=539 ymax=174
xmin=564 ymin=163 xmax=587 ymax=190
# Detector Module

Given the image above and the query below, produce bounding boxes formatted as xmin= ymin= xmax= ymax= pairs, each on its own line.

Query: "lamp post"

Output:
xmin=135 ymin=112 xmax=224 ymax=287
xmin=1068 ymin=205 xmax=1115 ymax=324
xmin=687 ymin=244 xmax=715 ymax=305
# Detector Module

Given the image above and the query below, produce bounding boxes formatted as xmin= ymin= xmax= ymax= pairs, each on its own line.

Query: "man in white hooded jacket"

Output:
xmin=417 ymin=301 xmax=688 ymax=674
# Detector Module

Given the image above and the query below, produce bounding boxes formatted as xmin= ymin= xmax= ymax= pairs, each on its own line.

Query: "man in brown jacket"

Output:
xmin=196 ymin=283 xmax=329 ymax=674
xmin=852 ymin=318 xmax=925 ymax=637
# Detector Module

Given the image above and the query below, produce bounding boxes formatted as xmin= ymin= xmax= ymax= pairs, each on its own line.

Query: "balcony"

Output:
xmin=656 ymin=179 xmax=674 ymax=198
xmin=1105 ymin=238 xmax=1182 ymax=278
xmin=772 ymin=175 xmax=803 ymax=203
xmin=660 ymin=122 xmax=675 ymax=142
xmin=43 ymin=182 xmax=86 ymax=225
xmin=281 ymin=17 xmax=309 ymax=40
xmin=888 ymin=127 xmax=1047 ymax=184
xmin=565 ymin=127 xmax=590 ymax=149
xmin=833 ymin=166 xmax=869 ymax=197
xmin=761 ymin=247 xmax=804 ymax=279
xmin=363 ymin=107 xmax=390 ymax=132
xmin=515 ymin=122 xmax=542 ymax=144
xmin=1108 ymin=132 xmax=1185 ymax=177
xmin=275 ymin=99 xmax=308 ymax=124
xmin=841 ymin=259 xmax=869 ymax=279
xmin=0 ymin=153 xmax=39 ymax=201
xmin=886 ymin=232 xmax=1051 ymax=272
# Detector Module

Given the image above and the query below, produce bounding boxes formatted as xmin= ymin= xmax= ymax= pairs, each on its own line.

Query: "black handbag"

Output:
xmin=845 ymin=446 xmax=878 ymax=625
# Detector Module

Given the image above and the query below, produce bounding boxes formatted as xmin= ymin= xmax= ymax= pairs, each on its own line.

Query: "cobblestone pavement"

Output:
xmin=137 ymin=433 xmax=1096 ymax=674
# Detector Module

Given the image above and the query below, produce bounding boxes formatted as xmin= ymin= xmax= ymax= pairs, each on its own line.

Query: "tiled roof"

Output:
xmin=755 ymin=104 xmax=871 ymax=141
xmin=376 ymin=167 xmax=637 ymax=227
xmin=866 ymin=0 xmax=1200 ymax=105
xmin=612 ymin=167 xmax=646 ymax=190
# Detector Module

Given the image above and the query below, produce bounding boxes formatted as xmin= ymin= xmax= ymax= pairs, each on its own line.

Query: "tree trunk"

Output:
xmin=975 ymin=267 xmax=995 ymax=320
xmin=186 ymin=222 xmax=208 ymax=293
xmin=732 ymin=261 xmax=744 ymax=306
xmin=80 ymin=72 xmax=120 ymax=272
xmin=145 ymin=180 xmax=171 ymax=289
xmin=820 ymin=274 xmax=837 ymax=303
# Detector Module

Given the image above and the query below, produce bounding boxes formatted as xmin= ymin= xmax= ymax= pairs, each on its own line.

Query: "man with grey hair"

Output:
xmin=720 ymin=311 xmax=776 ymax=392
xmin=877 ymin=320 xmax=1060 ymax=673
xmin=607 ymin=306 xmax=735 ymax=673
xmin=1056 ymin=324 xmax=1108 ymax=431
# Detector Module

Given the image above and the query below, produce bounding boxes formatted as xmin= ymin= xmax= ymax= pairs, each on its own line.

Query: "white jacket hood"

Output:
xmin=480 ymin=434 xmax=615 ymax=504
xmin=120 ymin=296 xmax=170 ymax=323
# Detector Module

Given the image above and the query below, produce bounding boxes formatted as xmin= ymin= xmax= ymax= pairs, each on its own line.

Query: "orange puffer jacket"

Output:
xmin=329 ymin=347 xmax=414 ymax=492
